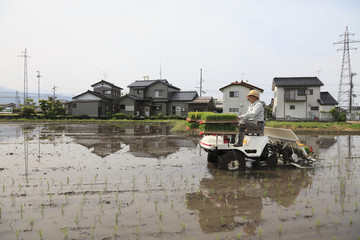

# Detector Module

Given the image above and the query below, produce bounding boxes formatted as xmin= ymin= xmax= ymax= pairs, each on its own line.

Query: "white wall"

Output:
xmin=222 ymin=86 xmax=253 ymax=114
xmin=320 ymin=105 xmax=334 ymax=121
xmin=273 ymin=86 xmax=322 ymax=120
xmin=75 ymin=93 xmax=101 ymax=101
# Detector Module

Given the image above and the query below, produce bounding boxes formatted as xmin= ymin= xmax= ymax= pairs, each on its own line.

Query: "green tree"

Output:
xmin=19 ymin=99 xmax=36 ymax=118
xmin=329 ymin=108 xmax=346 ymax=122
xmin=39 ymin=97 xmax=66 ymax=117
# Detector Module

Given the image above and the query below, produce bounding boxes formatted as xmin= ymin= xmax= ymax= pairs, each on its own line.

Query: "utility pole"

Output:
xmin=37 ymin=71 xmax=42 ymax=102
xmin=334 ymin=26 xmax=359 ymax=113
xmin=15 ymin=91 xmax=20 ymax=108
xmin=18 ymin=48 xmax=30 ymax=105
xmin=52 ymin=86 xmax=57 ymax=101
xmin=200 ymin=68 xmax=203 ymax=97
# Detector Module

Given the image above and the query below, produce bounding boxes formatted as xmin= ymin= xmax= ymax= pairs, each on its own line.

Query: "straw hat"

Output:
xmin=246 ymin=90 xmax=260 ymax=99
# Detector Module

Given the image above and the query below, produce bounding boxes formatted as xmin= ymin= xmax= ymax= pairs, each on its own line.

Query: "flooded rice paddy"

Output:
xmin=0 ymin=122 xmax=359 ymax=240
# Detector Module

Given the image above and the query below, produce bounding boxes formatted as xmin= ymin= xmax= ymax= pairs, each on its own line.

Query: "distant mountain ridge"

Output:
xmin=0 ymin=85 xmax=73 ymax=104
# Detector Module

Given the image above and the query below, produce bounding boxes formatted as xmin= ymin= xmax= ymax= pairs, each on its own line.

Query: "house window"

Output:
xmin=311 ymin=106 xmax=319 ymax=111
xmin=285 ymin=89 xmax=295 ymax=100
xmin=290 ymin=105 xmax=295 ymax=110
xmin=229 ymin=108 xmax=239 ymax=112
xmin=103 ymin=90 xmax=111 ymax=95
xmin=154 ymin=90 xmax=163 ymax=98
xmin=120 ymin=105 xmax=125 ymax=110
xmin=229 ymin=91 xmax=239 ymax=98
xmin=297 ymin=89 xmax=306 ymax=96
xmin=136 ymin=90 xmax=142 ymax=94
xmin=308 ymin=89 xmax=313 ymax=95
xmin=72 ymin=103 xmax=77 ymax=108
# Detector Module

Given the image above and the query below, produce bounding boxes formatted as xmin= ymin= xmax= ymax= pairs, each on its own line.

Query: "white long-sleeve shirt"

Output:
xmin=240 ymin=100 xmax=264 ymax=122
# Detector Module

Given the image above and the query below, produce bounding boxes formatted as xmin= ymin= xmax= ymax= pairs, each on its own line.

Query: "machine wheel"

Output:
xmin=267 ymin=154 xmax=278 ymax=168
xmin=218 ymin=151 xmax=246 ymax=171
xmin=207 ymin=151 xmax=218 ymax=163
xmin=262 ymin=144 xmax=277 ymax=168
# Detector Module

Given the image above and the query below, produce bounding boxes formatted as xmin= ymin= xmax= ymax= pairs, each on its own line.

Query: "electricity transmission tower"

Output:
xmin=18 ymin=48 xmax=30 ymax=105
xmin=334 ymin=27 xmax=359 ymax=113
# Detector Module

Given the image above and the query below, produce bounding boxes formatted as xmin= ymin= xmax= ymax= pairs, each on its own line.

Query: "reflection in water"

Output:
xmin=19 ymin=124 xmax=197 ymax=159
xmin=186 ymin=164 xmax=312 ymax=236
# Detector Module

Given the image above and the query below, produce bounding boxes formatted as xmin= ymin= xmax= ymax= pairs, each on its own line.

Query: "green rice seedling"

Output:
xmin=11 ymin=177 xmax=15 ymax=186
xmin=20 ymin=204 xmax=23 ymax=217
xmin=180 ymin=222 xmax=186 ymax=232
xmin=115 ymin=212 xmax=119 ymax=225
xmin=350 ymin=216 xmax=353 ymax=225
xmin=263 ymin=190 xmax=268 ymax=198
xmin=312 ymin=207 xmax=315 ymax=216
xmin=135 ymin=224 xmax=140 ymax=236
xmin=28 ymin=218 xmax=35 ymax=228
xmin=115 ymin=192 xmax=119 ymax=202
xmin=259 ymin=227 xmax=263 ymax=238
xmin=242 ymin=215 xmax=246 ymax=223
xmin=159 ymin=222 xmax=163 ymax=234
xmin=46 ymin=181 xmax=50 ymax=191
xmin=171 ymin=200 xmax=174 ymax=209
xmin=61 ymin=204 xmax=65 ymax=215
xmin=60 ymin=227 xmax=68 ymax=239
xmin=49 ymin=194 xmax=53 ymax=205
xmin=237 ymin=232 xmax=242 ymax=239
xmin=221 ymin=215 xmax=226 ymax=225
xmin=98 ymin=192 xmax=102 ymax=203
xmin=118 ymin=202 xmax=122 ymax=213
xmin=37 ymin=229 xmax=43 ymax=239
xmin=158 ymin=211 xmax=163 ymax=221
xmin=155 ymin=200 xmax=158 ymax=211
xmin=278 ymin=224 xmax=282 ymax=235
xmin=341 ymin=202 xmax=345 ymax=212
xmin=40 ymin=177 xmax=42 ymax=186
xmin=100 ymin=203 xmax=105 ymax=214
xmin=11 ymin=196 xmax=15 ymax=207
xmin=15 ymin=229 xmax=20 ymax=240
xmin=296 ymin=210 xmax=300 ymax=217
xmin=18 ymin=183 xmax=22 ymax=192
xmin=65 ymin=194 xmax=69 ymax=203
xmin=41 ymin=204 xmax=44 ymax=215
xmin=355 ymin=201 xmax=358 ymax=212
xmin=3 ymin=184 xmax=5 ymax=192
xmin=113 ymin=225 xmax=119 ymax=236
xmin=316 ymin=220 xmax=321 ymax=229
xmin=66 ymin=176 xmax=69 ymax=185
xmin=75 ymin=213 xmax=79 ymax=224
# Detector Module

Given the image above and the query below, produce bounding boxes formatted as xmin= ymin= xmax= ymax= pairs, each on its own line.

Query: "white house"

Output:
xmin=220 ymin=81 xmax=264 ymax=114
xmin=272 ymin=77 xmax=338 ymax=121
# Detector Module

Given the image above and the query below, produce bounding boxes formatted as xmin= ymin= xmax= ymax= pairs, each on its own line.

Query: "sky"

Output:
xmin=0 ymin=0 xmax=360 ymax=105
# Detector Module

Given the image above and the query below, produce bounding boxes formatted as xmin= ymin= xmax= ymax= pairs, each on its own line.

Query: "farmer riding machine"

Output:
xmin=186 ymin=112 xmax=316 ymax=171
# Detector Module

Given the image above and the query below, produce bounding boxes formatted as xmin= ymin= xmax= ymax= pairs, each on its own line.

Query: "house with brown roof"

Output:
xmin=69 ymin=80 xmax=122 ymax=117
xmin=188 ymin=96 xmax=216 ymax=112
xmin=272 ymin=77 xmax=338 ymax=121
xmin=219 ymin=81 xmax=264 ymax=114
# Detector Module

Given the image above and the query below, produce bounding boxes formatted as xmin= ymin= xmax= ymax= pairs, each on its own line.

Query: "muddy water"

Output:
xmin=0 ymin=123 xmax=359 ymax=240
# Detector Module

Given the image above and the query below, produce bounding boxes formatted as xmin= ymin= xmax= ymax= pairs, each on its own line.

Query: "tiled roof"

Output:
xmin=91 ymin=80 xmax=123 ymax=90
xmin=119 ymin=94 xmax=143 ymax=101
xmin=219 ymin=81 xmax=264 ymax=92
xmin=189 ymin=96 xmax=214 ymax=104
xmin=127 ymin=79 xmax=180 ymax=90
xmin=170 ymin=91 xmax=198 ymax=101
xmin=319 ymin=92 xmax=338 ymax=105
xmin=273 ymin=77 xmax=324 ymax=88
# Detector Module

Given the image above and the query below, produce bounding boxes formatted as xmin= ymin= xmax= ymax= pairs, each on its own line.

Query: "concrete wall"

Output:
xmin=145 ymin=82 xmax=169 ymax=99
xmin=71 ymin=102 xmax=99 ymax=117
xmin=319 ymin=105 xmax=335 ymax=121
xmin=273 ymin=86 xmax=322 ymax=120
xmin=167 ymin=101 xmax=189 ymax=116
xmin=222 ymin=86 xmax=252 ymax=114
